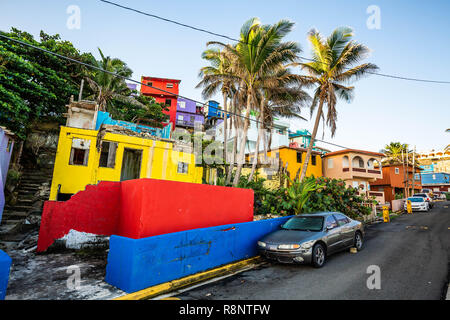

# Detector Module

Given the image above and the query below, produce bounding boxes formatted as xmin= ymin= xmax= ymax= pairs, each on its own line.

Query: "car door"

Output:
xmin=323 ymin=215 xmax=342 ymax=254
xmin=333 ymin=213 xmax=353 ymax=248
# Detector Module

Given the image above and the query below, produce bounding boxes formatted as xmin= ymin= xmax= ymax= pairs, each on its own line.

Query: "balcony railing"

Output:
xmin=342 ymin=167 xmax=381 ymax=175
xmin=352 ymin=168 xmax=366 ymax=173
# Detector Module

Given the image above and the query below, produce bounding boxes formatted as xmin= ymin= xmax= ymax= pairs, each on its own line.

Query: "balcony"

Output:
xmin=341 ymin=166 xmax=382 ymax=179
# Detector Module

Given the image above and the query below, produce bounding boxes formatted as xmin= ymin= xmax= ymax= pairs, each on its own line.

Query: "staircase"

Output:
xmin=0 ymin=167 xmax=53 ymax=242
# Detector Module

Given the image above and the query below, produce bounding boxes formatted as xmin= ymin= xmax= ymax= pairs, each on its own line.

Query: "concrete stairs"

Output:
xmin=0 ymin=168 xmax=53 ymax=243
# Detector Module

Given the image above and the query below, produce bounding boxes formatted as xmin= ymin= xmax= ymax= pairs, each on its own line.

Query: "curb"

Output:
xmin=113 ymin=256 xmax=262 ymax=300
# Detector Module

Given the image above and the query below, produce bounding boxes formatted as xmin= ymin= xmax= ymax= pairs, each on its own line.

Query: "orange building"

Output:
xmin=140 ymin=76 xmax=181 ymax=126
xmin=322 ymin=149 xmax=385 ymax=204
xmin=369 ymin=164 xmax=423 ymax=205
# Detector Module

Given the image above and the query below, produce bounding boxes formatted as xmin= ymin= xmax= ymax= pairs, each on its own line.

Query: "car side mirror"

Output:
xmin=326 ymin=226 xmax=333 ymax=231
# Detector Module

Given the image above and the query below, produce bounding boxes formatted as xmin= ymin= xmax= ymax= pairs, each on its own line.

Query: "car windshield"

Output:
xmin=408 ymin=197 xmax=424 ymax=203
xmin=281 ymin=216 xmax=324 ymax=232
xmin=414 ymin=194 xmax=426 ymax=197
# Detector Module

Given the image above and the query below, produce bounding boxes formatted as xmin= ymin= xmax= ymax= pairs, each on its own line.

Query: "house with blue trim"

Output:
xmin=419 ymin=172 xmax=450 ymax=192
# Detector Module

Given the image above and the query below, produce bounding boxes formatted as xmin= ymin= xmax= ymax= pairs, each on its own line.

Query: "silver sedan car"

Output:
xmin=257 ymin=212 xmax=364 ymax=268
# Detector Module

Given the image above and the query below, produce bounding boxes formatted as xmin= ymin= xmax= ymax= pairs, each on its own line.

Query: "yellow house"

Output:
xmin=49 ymin=126 xmax=203 ymax=200
xmin=244 ymin=146 xmax=323 ymax=189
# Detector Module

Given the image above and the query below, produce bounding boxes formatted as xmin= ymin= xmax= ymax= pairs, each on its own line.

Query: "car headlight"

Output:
xmin=257 ymin=241 xmax=266 ymax=248
xmin=278 ymin=244 xmax=300 ymax=250
xmin=300 ymin=240 xmax=315 ymax=249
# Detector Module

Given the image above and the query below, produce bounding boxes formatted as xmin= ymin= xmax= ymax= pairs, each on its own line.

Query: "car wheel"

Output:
xmin=312 ymin=243 xmax=326 ymax=268
xmin=354 ymin=232 xmax=363 ymax=251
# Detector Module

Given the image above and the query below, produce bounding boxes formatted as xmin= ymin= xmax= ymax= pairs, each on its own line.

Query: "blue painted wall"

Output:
xmin=95 ymin=111 xmax=172 ymax=139
xmin=105 ymin=216 xmax=291 ymax=293
xmin=421 ymin=172 xmax=450 ymax=185
xmin=0 ymin=250 xmax=12 ymax=300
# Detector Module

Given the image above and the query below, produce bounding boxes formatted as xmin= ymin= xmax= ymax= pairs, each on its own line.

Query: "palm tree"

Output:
xmin=197 ymin=47 xmax=235 ymax=170
xmin=207 ymin=18 xmax=302 ymax=186
xmin=85 ymin=48 xmax=139 ymax=111
xmin=298 ymin=27 xmax=379 ymax=182
xmin=247 ymin=68 xmax=309 ymax=181
xmin=382 ymin=142 xmax=409 ymax=164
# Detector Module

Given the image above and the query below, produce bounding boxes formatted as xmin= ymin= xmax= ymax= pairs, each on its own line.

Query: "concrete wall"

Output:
xmin=119 ymin=179 xmax=254 ymax=239
xmin=38 ymin=179 xmax=254 ymax=252
xmin=0 ymin=250 xmax=12 ymax=300
xmin=105 ymin=216 xmax=291 ymax=293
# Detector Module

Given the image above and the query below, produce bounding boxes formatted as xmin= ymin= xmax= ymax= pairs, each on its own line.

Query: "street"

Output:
xmin=175 ymin=201 xmax=450 ymax=300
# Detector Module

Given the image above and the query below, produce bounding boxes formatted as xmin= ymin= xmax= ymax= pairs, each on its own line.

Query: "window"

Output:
xmin=276 ymin=152 xmax=279 ymax=159
xmin=178 ymin=115 xmax=184 ymax=121
xmin=147 ymin=81 xmax=153 ymax=87
xmin=296 ymin=152 xmax=302 ymax=163
xmin=352 ymin=181 xmax=359 ymax=189
xmin=342 ymin=156 xmax=349 ymax=168
xmin=165 ymin=99 xmax=172 ymax=106
xmin=166 ymin=83 xmax=174 ymax=88
xmin=178 ymin=101 xmax=186 ymax=109
xmin=334 ymin=214 xmax=350 ymax=226
xmin=352 ymin=156 xmax=364 ymax=168
xmin=395 ymin=168 xmax=400 ymax=174
xmin=432 ymin=174 xmax=436 ymax=180
xmin=69 ymin=138 xmax=90 ymax=166
xmin=311 ymin=155 xmax=317 ymax=166
xmin=99 ymin=141 xmax=118 ymax=168
xmin=177 ymin=162 xmax=189 ymax=174
xmin=6 ymin=140 xmax=12 ymax=153
xmin=325 ymin=215 xmax=338 ymax=229
xmin=328 ymin=158 xmax=334 ymax=169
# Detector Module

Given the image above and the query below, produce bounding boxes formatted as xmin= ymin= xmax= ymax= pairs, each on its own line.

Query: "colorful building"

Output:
xmin=369 ymin=163 xmax=422 ymax=205
xmin=216 ymin=116 xmax=290 ymax=162
xmin=0 ymin=127 xmax=15 ymax=222
xmin=322 ymin=149 xmax=385 ymax=204
xmin=175 ymin=97 xmax=205 ymax=130
xmin=140 ymin=76 xmax=181 ymax=126
xmin=49 ymin=126 xmax=203 ymax=201
xmin=419 ymin=172 xmax=450 ymax=192
xmin=417 ymin=149 xmax=450 ymax=173
xmin=243 ymin=146 xmax=323 ymax=189
xmin=288 ymin=129 xmax=330 ymax=154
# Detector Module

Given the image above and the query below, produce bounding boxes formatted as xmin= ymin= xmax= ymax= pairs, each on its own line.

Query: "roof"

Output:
xmin=271 ymin=145 xmax=323 ymax=155
xmin=323 ymin=148 xmax=385 ymax=158
xmin=141 ymin=76 xmax=181 ymax=83
xmin=381 ymin=163 xmax=424 ymax=170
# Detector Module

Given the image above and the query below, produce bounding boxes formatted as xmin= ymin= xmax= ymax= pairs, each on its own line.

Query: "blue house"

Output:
xmin=420 ymin=172 xmax=450 ymax=192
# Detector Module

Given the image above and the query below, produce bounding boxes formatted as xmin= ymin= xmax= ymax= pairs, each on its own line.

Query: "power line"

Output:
xmin=99 ymin=0 xmax=450 ymax=85
xmin=0 ymin=34 xmax=360 ymax=151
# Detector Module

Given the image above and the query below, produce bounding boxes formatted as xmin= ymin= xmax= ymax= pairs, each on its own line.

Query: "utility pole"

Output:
xmin=402 ymin=149 xmax=406 ymax=198
xmin=412 ymin=146 xmax=416 ymax=195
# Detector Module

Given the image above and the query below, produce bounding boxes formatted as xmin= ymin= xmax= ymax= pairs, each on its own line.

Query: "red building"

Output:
xmin=369 ymin=164 xmax=423 ymax=205
xmin=140 ymin=76 xmax=181 ymax=126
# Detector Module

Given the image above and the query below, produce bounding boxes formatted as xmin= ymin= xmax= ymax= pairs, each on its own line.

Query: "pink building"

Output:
xmin=323 ymin=149 xmax=386 ymax=204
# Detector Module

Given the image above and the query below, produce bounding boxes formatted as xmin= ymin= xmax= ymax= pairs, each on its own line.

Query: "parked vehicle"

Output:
xmin=257 ymin=212 xmax=364 ymax=268
xmin=412 ymin=193 xmax=434 ymax=208
xmin=404 ymin=197 xmax=429 ymax=212
xmin=432 ymin=191 xmax=446 ymax=200
xmin=421 ymin=189 xmax=434 ymax=198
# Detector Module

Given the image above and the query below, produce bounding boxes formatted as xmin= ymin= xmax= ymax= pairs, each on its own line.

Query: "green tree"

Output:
xmin=0 ymin=28 xmax=94 ymax=137
xmin=285 ymin=175 xmax=325 ymax=215
xmin=298 ymin=27 xmax=378 ymax=182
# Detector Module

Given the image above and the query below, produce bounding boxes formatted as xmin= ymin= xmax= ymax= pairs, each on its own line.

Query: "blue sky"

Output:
xmin=1 ymin=0 xmax=449 ymax=152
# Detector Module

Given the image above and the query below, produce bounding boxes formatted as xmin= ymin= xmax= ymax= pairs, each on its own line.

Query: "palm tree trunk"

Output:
xmin=248 ymin=120 xmax=261 ymax=182
xmin=226 ymin=100 xmax=238 ymax=185
xmin=222 ymin=92 xmax=228 ymax=167
xmin=248 ymin=102 xmax=264 ymax=182
xmin=232 ymin=94 xmax=252 ymax=187
xmin=299 ymin=97 xmax=324 ymax=182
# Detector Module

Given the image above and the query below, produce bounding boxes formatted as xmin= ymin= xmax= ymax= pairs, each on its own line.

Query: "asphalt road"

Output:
xmin=175 ymin=201 xmax=450 ymax=300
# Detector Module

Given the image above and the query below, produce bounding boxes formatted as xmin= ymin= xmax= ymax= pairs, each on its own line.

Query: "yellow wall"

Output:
xmin=244 ymin=147 xmax=323 ymax=190
xmin=49 ymin=126 xmax=203 ymax=200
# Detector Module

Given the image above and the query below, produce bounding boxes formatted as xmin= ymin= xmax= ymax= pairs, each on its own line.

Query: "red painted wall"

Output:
xmin=37 ymin=182 xmax=122 ymax=252
xmin=37 ymin=179 xmax=254 ymax=252
xmin=140 ymin=77 xmax=180 ymax=127
xmin=118 ymin=179 xmax=254 ymax=239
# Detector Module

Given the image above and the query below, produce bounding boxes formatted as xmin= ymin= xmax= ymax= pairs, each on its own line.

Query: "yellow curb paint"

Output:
xmin=113 ymin=256 xmax=262 ymax=300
